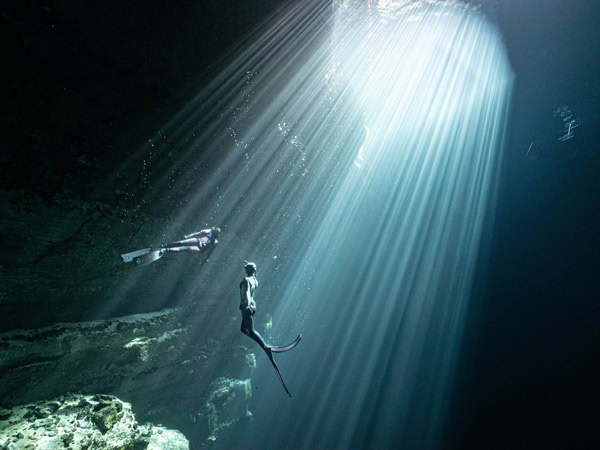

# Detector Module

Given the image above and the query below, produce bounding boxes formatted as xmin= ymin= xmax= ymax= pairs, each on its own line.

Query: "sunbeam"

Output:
xmin=104 ymin=0 xmax=512 ymax=448
xmin=233 ymin=1 xmax=512 ymax=449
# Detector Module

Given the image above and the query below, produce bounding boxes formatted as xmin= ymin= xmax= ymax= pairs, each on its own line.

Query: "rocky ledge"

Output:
xmin=0 ymin=393 xmax=188 ymax=450
xmin=0 ymin=309 xmax=255 ymax=447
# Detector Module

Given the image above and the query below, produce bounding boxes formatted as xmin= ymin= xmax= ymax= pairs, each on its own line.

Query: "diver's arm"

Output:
xmin=204 ymin=242 xmax=216 ymax=262
xmin=184 ymin=229 xmax=210 ymax=239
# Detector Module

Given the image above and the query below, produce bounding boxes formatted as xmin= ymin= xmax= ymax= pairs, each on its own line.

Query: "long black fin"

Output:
xmin=266 ymin=348 xmax=292 ymax=397
xmin=271 ymin=334 xmax=302 ymax=353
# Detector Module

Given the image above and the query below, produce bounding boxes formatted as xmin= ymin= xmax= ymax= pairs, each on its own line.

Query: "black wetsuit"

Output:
xmin=238 ymin=269 xmax=300 ymax=397
xmin=240 ymin=275 xmax=269 ymax=351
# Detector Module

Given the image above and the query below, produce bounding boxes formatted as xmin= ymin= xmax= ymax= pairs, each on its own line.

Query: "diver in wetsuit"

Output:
xmin=239 ymin=262 xmax=266 ymax=349
xmin=120 ymin=226 xmax=220 ymax=266
xmin=239 ymin=261 xmax=301 ymax=397
xmin=161 ymin=226 xmax=220 ymax=263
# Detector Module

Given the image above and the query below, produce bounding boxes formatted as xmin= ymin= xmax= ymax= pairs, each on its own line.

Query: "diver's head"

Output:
xmin=244 ymin=261 xmax=257 ymax=276
xmin=211 ymin=226 xmax=221 ymax=237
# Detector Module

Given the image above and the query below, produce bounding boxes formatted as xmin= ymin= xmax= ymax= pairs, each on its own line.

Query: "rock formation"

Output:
xmin=0 ymin=393 xmax=189 ymax=449
xmin=0 ymin=1 xmax=283 ymax=447
xmin=0 ymin=309 xmax=256 ymax=447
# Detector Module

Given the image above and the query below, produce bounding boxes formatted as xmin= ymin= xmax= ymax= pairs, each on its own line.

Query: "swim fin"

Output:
xmin=121 ymin=248 xmax=152 ymax=263
xmin=266 ymin=348 xmax=292 ymax=397
xmin=133 ymin=249 xmax=165 ymax=266
xmin=271 ymin=334 xmax=302 ymax=353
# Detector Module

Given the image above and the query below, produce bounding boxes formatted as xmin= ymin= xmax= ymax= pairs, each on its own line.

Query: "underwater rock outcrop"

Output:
xmin=0 ymin=308 xmax=186 ymax=406
xmin=0 ymin=393 xmax=189 ymax=449
xmin=201 ymin=377 xmax=253 ymax=442
xmin=0 ymin=188 xmax=176 ymax=332
xmin=0 ymin=309 xmax=256 ymax=446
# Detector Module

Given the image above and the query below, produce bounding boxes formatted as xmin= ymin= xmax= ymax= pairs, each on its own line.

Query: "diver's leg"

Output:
xmin=163 ymin=246 xmax=201 ymax=253
xmin=162 ymin=238 xmax=201 ymax=252
xmin=241 ymin=312 xmax=270 ymax=351
xmin=240 ymin=312 xmax=291 ymax=397
xmin=164 ymin=238 xmax=200 ymax=248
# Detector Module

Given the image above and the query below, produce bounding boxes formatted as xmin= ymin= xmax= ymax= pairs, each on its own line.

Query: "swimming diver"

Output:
xmin=239 ymin=261 xmax=301 ymax=397
xmin=120 ymin=227 xmax=220 ymax=265
xmin=160 ymin=226 xmax=220 ymax=262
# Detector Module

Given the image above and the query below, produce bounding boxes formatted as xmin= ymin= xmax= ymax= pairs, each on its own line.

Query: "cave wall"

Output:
xmin=0 ymin=1 xmax=284 ymax=446
xmin=4 ymin=0 xmax=599 ymax=448
xmin=1 ymin=0 xmax=284 ymax=198
xmin=0 ymin=0 xmax=282 ymax=332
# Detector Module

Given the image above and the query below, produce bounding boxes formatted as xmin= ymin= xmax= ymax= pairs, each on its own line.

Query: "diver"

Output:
xmin=161 ymin=226 xmax=220 ymax=262
xmin=120 ymin=226 xmax=220 ymax=266
xmin=239 ymin=261 xmax=301 ymax=397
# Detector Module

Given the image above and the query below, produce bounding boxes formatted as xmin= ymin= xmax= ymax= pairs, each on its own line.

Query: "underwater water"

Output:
xmin=2 ymin=0 xmax=599 ymax=449
xmin=123 ymin=0 xmax=512 ymax=448
xmin=225 ymin=2 xmax=512 ymax=449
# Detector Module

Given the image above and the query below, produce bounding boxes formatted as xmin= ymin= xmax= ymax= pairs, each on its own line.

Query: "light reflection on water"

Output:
xmin=336 ymin=0 xmax=483 ymax=23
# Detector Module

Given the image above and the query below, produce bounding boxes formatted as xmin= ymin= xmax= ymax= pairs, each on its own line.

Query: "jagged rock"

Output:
xmin=0 ymin=310 xmax=256 ymax=446
xmin=0 ymin=393 xmax=188 ymax=450
xmin=91 ymin=398 xmax=123 ymax=433
xmin=0 ymin=309 xmax=187 ymax=406
xmin=201 ymin=377 xmax=253 ymax=442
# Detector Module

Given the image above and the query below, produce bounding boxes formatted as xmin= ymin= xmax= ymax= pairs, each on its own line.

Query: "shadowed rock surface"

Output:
xmin=0 ymin=309 xmax=256 ymax=446
xmin=0 ymin=0 xmax=282 ymax=332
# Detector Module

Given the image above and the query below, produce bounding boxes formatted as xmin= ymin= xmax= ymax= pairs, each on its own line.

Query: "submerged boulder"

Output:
xmin=201 ymin=377 xmax=253 ymax=442
xmin=0 ymin=393 xmax=189 ymax=450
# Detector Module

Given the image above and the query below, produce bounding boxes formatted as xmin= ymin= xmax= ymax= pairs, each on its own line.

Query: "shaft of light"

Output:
xmin=239 ymin=2 xmax=513 ymax=449
xmin=103 ymin=1 xmax=512 ymax=448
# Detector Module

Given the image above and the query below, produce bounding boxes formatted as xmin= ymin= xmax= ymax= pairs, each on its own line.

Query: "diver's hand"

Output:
xmin=242 ymin=301 xmax=256 ymax=313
